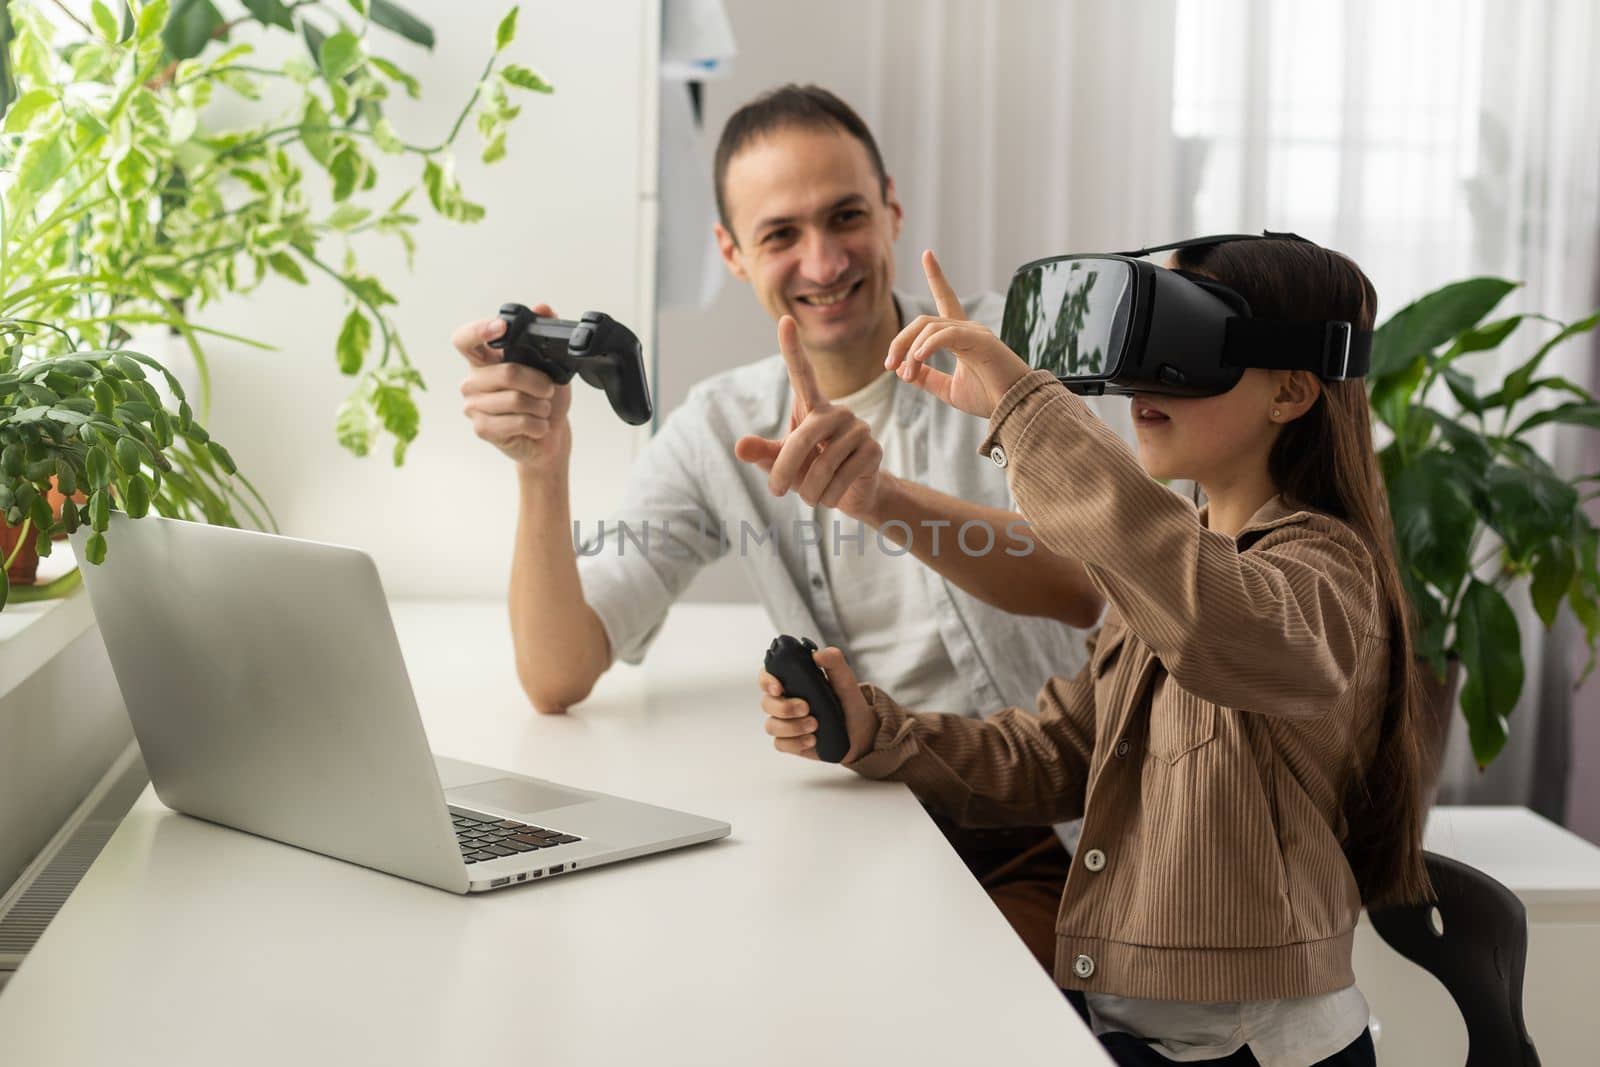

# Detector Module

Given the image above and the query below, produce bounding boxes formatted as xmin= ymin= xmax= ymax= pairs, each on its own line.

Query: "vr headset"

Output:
xmin=998 ymin=231 xmax=1371 ymax=398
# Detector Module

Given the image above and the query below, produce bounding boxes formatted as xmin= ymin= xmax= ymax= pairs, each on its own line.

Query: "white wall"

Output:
xmin=192 ymin=0 xmax=658 ymax=598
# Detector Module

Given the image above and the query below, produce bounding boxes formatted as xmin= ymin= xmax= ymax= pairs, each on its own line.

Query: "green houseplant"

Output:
xmin=0 ymin=0 xmax=549 ymax=608
xmin=1368 ymin=278 xmax=1600 ymax=767
xmin=0 ymin=329 xmax=245 ymax=610
xmin=0 ymin=0 xmax=548 ymax=462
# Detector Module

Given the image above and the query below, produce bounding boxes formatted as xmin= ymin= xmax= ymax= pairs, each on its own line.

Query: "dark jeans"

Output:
xmin=1064 ymin=991 xmax=1378 ymax=1066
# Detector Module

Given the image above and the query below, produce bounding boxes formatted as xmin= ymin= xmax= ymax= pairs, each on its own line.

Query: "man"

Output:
xmin=453 ymin=84 xmax=1107 ymax=968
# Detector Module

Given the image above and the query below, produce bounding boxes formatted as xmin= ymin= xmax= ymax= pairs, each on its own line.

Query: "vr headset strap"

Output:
xmin=1221 ymin=317 xmax=1372 ymax=381
xmin=1114 ymin=230 xmax=1311 ymax=259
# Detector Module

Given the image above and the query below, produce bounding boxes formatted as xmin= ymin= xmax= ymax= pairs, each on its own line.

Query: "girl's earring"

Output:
xmin=1271 ymin=409 xmax=1281 ymax=418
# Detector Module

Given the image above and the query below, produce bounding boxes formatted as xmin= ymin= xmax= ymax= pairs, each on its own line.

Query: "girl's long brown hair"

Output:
xmin=1176 ymin=238 xmax=1432 ymax=907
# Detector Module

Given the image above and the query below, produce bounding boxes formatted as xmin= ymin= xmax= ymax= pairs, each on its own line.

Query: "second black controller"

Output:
xmin=490 ymin=303 xmax=654 ymax=426
xmin=764 ymin=635 xmax=852 ymax=763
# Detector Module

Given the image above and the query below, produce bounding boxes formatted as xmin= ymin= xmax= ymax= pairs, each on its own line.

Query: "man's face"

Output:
xmin=716 ymin=126 xmax=903 ymax=358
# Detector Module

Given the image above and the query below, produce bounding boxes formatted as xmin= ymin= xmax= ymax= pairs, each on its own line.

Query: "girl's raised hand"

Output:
xmin=885 ymin=250 xmax=1033 ymax=419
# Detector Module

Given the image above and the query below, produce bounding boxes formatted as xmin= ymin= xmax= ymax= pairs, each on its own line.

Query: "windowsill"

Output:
xmin=0 ymin=586 xmax=97 ymax=703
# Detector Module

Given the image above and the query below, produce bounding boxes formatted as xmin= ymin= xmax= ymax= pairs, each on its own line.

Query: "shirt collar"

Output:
xmin=1200 ymin=495 xmax=1319 ymax=547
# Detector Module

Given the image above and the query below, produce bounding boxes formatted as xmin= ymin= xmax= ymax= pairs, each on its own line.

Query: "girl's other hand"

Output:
xmin=756 ymin=646 xmax=877 ymax=763
xmin=884 ymin=250 xmax=1033 ymax=419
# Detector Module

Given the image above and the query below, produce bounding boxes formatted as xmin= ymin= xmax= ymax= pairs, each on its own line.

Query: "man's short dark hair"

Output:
xmin=713 ymin=84 xmax=889 ymax=242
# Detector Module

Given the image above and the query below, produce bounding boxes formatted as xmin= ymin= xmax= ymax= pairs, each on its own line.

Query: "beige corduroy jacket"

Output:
xmin=848 ymin=371 xmax=1392 ymax=1002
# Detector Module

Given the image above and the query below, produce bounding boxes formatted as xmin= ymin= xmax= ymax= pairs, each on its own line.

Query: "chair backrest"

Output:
xmin=1367 ymin=851 xmax=1541 ymax=1067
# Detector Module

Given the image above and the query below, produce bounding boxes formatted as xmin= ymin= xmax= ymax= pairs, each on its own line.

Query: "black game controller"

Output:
xmin=489 ymin=303 xmax=654 ymax=426
xmin=763 ymin=635 xmax=852 ymax=763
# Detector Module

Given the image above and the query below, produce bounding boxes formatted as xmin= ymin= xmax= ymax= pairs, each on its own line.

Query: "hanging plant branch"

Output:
xmin=0 ymin=0 xmax=546 ymax=462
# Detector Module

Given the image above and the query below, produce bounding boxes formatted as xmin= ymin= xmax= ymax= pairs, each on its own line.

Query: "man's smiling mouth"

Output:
xmin=796 ymin=279 xmax=863 ymax=307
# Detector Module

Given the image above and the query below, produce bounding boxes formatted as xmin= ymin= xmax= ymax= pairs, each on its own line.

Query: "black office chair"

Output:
xmin=1367 ymin=851 xmax=1541 ymax=1067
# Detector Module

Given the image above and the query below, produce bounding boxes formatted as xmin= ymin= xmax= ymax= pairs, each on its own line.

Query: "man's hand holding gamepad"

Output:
xmin=455 ymin=303 xmax=574 ymax=472
xmin=734 ymin=316 xmax=886 ymax=519
xmin=756 ymin=646 xmax=877 ymax=763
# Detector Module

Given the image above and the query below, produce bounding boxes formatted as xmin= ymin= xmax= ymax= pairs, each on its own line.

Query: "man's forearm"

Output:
xmin=508 ymin=466 xmax=613 ymax=711
xmin=857 ymin=474 xmax=1103 ymax=627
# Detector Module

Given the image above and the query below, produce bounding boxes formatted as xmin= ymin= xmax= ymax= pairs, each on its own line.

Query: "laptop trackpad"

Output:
xmin=448 ymin=778 xmax=590 ymax=816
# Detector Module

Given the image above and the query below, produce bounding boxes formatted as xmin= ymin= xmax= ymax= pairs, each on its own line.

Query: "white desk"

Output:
xmin=0 ymin=602 xmax=1111 ymax=1066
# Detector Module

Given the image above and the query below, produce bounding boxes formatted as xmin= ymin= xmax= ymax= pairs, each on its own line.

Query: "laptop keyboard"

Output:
xmin=450 ymin=806 xmax=583 ymax=864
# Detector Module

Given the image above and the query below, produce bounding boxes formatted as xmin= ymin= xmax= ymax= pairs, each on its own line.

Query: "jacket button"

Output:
xmin=1084 ymin=848 xmax=1107 ymax=872
xmin=989 ymin=445 xmax=1007 ymax=468
xmin=810 ymin=575 xmax=824 ymax=590
xmin=1115 ymin=739 xmax=1131 ymax=758
xmin=1073 ymin=953 xmax=1095 ymax=979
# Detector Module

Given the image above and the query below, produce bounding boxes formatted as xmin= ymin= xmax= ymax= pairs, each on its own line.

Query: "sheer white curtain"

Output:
xmin=1170 ymin=0 xmax=1600 ymax=811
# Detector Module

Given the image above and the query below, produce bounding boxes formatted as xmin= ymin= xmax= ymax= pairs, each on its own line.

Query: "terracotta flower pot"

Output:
xmin=1 ymin=516 xmax=40 ymax=585
xmin=1 ymin=478 xmax=82 ymax=586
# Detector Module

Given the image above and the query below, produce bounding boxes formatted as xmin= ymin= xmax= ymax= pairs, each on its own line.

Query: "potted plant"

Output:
xmin=0 ymin=0 xmax=547 ymax=463
xmin=0 ymin=322 xmax=245 ymax=610
xmin=1368 ymin=278 xmax=1600 ymax=769
xmin=0 ymin=0 xmax=547 ymax=604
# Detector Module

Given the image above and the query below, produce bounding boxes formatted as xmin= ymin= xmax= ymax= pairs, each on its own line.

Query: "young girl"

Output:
xmin=757 ymin=238 xmax=1430 ymax=1066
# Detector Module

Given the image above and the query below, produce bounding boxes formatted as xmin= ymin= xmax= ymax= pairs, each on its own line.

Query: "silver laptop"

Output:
xmin=70 ymin=514 xmax=730 ymax=893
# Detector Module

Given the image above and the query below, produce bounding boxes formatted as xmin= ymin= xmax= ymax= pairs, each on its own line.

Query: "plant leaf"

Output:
xmin=0 ymin=1 xmax=15 ymax=120
xmin=336 ymin=309 xmax=371 ymax=375
xmin=3 ymin=88 xmax=54 ymax=133
xmin=18 ymin=132 xmax=72 ymax=194
xmin=137 ymin=0 xmax=171 ymax=43
xmin=1482 ymin=463 xmax=1577 ymax=561
xmin=300 ymin=96 xmax=334 ymax=165
xmin=1482 ymin=375 xmax=1590 ymax=409
xmin=1387 ymin=451 xmax=1478 ymax=591
xmin=92 ymin=0 xmax=122 ymax=40
xmin=495 ymin=7 xmax=519 ymax=51
xmin=335 ymin=392 xmax=375 ymax=456
xmin=267 ymin=252 xmax=308 ymax=284
xmin=370 ymin=0 xmax=435 ymax=49
xmin=1401 ymin=570 xmax=1449 ymax=678
xmin=1455 ymin=578 xmax=1523 ymax=767
xmin=1370 ymin=354 xmax=1426 ymax=432
xmin=1440 ymin=364 xmax=1484 ymax=415
xmin=1424 ymin=409 xmax=1493 ymax=474
xmin=345 ymin=274 xmax=396 ymax=307
xmin=370 ymin=116 xmax=403 ymax=152
xmin=163 ymin=0 xmax=226 ymax=62
xmin=1529 ymin=540 xmax=1576 ymax=627
xmin=1512 ymin=402 xmax=1600 ymax=437
xmin=207 ymin=441 xmax=236 ymax=474
xmin=373 ymin=380 xmax=419 ymax=457
xmin=329 ymin=144 xmax=361 ymax=200
xmin=1369 ymin=277 xmax=1517 ymax=381
xmin=1451 ymin=314 xmax=1523 ymax=356
xmin=1498 ymin=311 xmax=1600 ymax=412
xmin=301 ymin=17 xmax=327 ymax=68
xmin=320 ymin=31 xmax=362 ymax=82
xmin=500 ymin=64 xmax=552 ymax=93
xmin=1568 ymin=516 xmax=1600 ymax=684
xmin=368 ymin=56 xmax=420 ymax=98
xmin=326 ymin=204 xmax=370 ymax=230
xmin=242 ymin=0 xmax=296 ymax=31
xmin=422 ymin=158 xmax=447 ymax=213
